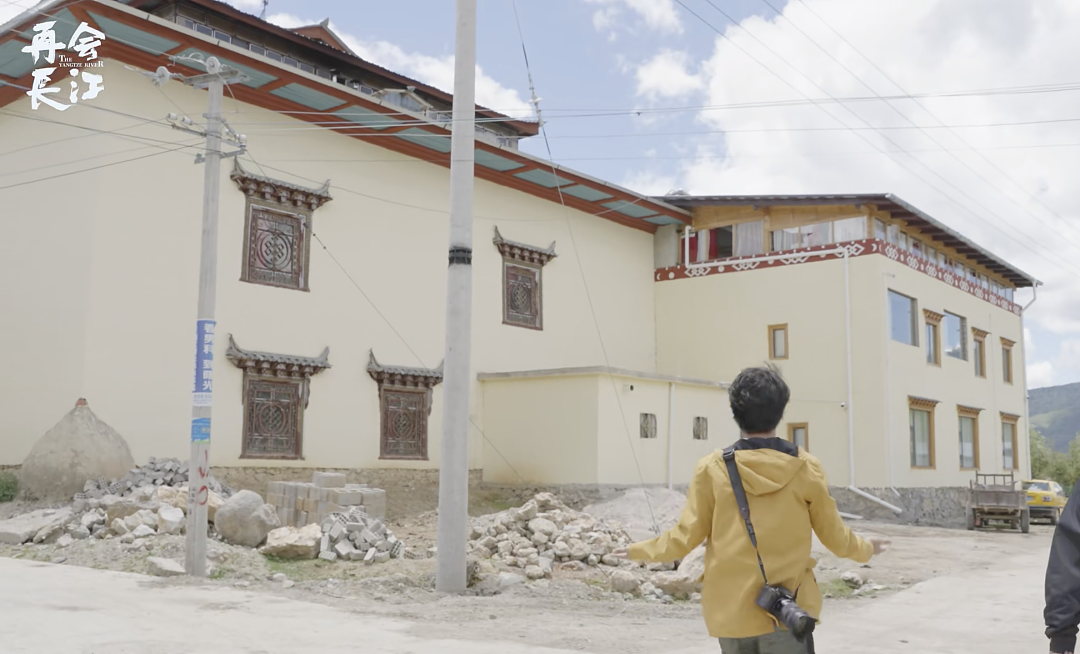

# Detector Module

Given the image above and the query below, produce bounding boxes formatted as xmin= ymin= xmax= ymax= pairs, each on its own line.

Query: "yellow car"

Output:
xmin=1023 ymin=480 xmax=1067 ymax=525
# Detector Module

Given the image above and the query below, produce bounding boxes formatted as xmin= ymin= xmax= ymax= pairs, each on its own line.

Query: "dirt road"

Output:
xmin=0 ymin=524 xmax=1054 ymax=654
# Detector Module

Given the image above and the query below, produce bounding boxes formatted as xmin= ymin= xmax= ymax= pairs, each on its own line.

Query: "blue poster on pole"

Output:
xmin=192 ymin=320 xmax=216 ymax=407
xmin=191 ymin=417 xmax=211 ymax=442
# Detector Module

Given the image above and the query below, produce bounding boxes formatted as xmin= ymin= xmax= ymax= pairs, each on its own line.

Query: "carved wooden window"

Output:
xmin=244 ymin=378 xmax=303 ymax=458
xmin=640 ymin=413 xmax=657 ymax=439
xmin=227 ymin=335 xmax=331 ymax=461
xmin=368 ymin=352 xmax=443 ymax=461
xmin=494 ymin=227 xmax=556 ymax=331
xmin=231 ymin=160 xmax=331 ymax=292
xmin=243 ymin=206 xmax=309 ymax=290
xmin=380 ymin=388 xmax=428 ymax=460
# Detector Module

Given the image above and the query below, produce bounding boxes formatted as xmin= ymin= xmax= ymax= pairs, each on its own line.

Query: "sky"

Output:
xmin=4 ymin=0 xmax=1080 ymax=389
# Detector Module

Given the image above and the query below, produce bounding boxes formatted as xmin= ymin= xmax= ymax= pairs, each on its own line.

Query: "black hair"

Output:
xmin=728 ymin=365 xmax=790 ymax=435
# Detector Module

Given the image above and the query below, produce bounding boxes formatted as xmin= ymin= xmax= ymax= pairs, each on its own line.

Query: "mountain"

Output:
xmin=1030 ymin=382 xmax=1080 ymax=452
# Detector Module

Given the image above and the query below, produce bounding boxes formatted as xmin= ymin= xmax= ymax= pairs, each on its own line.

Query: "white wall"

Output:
xmin=0 ymin=61 xmax=659 ymax=471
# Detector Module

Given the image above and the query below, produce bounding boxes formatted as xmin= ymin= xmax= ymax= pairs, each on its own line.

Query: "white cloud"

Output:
xmin=584 ymin=0 xmax=683 ymax=35
xmin=259 ymin=10 xmax=533 ymax=118
xmin=1028 ymin=361 xmax=1056 ymax=389
xmin=621 ymin=170 xmax=679 ymax=196
xmin=658 ymin=0 xmax=1080 ymax=382
xmin=635 ymin=49 xmax=703 ymax=102
xmin=1025 ymin=328 xmax=1035 ymax=354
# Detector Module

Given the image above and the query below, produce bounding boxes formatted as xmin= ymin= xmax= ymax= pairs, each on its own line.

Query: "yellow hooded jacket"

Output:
xmin=628 ymin=437 xmax=873 ymax=639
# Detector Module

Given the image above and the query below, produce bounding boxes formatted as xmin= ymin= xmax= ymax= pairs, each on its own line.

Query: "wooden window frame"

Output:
xmin=1001 ymin=413 xmax=1020 ymax=471
xmin=958 ymin=406 xmax=982 ymax=470
xmin=788 ymin=423 xmax=809 ymax=451
xmin=1001 ymin=338 xmax=1016 ymax=384
xmin=769 ymin=324 xmax=789 ymax=360
xmin=888 ymin=290 xmax=919 ymax=346
xmin=909 ymin=396 xmax=938 ymax=469
xmin=494 ymin=227 xmax=556 ymax=331
xmin=973 ymin=328 xmax=989 ymax=378
xmin=226 ymin=336 xmax=331 ymax=462
xmin=693 ymin=416 xmax=708 ymax=441
xmin=232 ymin=161 xmax=331 ymax=293
xmin=640 ymin=413 xmax=658 ymax=439
xmin=367 ymin=352 xmax=443 ymax=462
xmin=924 ymin=310 xmax=943 ymax=366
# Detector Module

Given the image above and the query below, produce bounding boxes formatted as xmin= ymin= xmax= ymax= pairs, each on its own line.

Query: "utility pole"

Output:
xmin=154 ymin=55 xmax=246 ymax=577
xmin=436 ymin=0 xmax=477 ymax=593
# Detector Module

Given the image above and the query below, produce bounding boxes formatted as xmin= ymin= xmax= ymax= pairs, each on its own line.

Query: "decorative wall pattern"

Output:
xmin=654 ymin=239 xmax=1022 ymax=315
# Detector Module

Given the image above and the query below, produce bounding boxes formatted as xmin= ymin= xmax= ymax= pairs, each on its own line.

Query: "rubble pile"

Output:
xmin=466 ymin=492 xmax=635 ymax=581
xmin=72 ymin=456 xmax=234 ymax=502
xmin=265 ymin=472 xmax=386 ymax=528
xmin=312 ymin=506 xmax=415 ymax=564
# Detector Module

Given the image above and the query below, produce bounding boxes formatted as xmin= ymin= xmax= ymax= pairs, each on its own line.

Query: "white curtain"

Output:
xmin=834 ymin=217 xmax=866 ymax=242
xmin=771 ymin=228 xmax=800 ymax=252
xmin=735 ymin=221 xmax=764 ymax=256
xmin=801 ymin=222 xmax=832 ymax=247
xmin=960 ymin=417 xmax=976 ymax=468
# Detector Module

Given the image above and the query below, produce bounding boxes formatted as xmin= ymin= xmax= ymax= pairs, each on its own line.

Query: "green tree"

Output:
xmin=1031 ymin=429 xmax=1055 ymax=480
xmin=1030 ymin=428 xmax=1080 ymax=491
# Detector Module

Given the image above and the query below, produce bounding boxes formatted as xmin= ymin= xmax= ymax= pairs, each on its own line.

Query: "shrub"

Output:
xmin=0 ymin=471 xmax=17 ymax=503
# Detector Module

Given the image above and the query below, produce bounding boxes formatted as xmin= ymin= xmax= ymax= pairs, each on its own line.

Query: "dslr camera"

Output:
xmin=756 ymin=584 xmax=817 ymax=642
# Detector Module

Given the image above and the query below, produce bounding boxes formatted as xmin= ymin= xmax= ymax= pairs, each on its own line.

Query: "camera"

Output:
xmin=756 ymin=584 xmax=817 ymax=643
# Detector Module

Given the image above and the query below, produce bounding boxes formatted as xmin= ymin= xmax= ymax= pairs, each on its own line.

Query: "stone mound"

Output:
xmin=19 ymin=400 xmax=135 ymax=502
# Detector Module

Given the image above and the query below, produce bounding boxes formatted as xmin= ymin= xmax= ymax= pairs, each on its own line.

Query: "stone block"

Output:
xmin=333 ymin=540 xmax=355 ymax=559
xmin=260 ymin=524 xmax=322 ymax=560
xmin=313 ymin=472 xmax=346 ymax=489
xmin=345 ymin=522 xmax=366 ymax=533
xmin=283 ymin=483 xmax=299 ymax=502
xmin=374 ymin=551 xmax=391 ymax=564
xmin=328 ymin=521 xmax=346 ymax=542
xmin=320 ymin=534 xmax=331 ymax=553
xmin=317 ymin=487 xmax=330 ymax=503
xmin=147 ymin=557 xmax=185 ymax=577
xmin=297 ymin=511 xmax=308 ymax=528
xmin=359 ymin=489 xmax=386 ymax=518
xmin=363 ymin=548 xmax=376 ymax=565
xmin=360 ymin=528 xmax=378 ymax=544
xmin=375 ymin=540 xmax=391 ymax=553
xmin=318 ymin=551 xmax=337 ymax=562
xmin=330 ymin=489 xmax=364 ymax=506
xmin=267 ymin=481 xmax=284 ymax=496
xmin=349 ymin=549 xmax=366 ymax=561
xmin=390 ymin=540 xmax=405 ymax=558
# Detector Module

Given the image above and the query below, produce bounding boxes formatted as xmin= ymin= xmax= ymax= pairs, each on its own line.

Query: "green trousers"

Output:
xmin=717 ymin=630 xmax=813 ymax=654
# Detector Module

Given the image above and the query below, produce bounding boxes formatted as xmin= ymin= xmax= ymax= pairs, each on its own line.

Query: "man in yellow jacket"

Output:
xmin=616 ymin=366 xmax=890 ymax=653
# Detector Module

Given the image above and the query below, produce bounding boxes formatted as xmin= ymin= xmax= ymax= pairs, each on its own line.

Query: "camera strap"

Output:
xmin=722 ymin=446 xmax=769 ymax=585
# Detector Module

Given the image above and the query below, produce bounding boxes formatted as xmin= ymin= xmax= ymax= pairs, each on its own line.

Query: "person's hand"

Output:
xmin=611 ymin=547 xmax=630 ymax=559
xmin=869 ymin=538 xmax=891 ymax=555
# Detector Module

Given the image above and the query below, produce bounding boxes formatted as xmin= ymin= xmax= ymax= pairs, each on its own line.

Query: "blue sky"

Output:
xmin=4 ymin=0 xmax=1080 ymax=389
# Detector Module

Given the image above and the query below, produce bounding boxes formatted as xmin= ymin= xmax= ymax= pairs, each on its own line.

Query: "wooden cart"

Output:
xmin=966 ymin=472 xmax=1030 ymax=533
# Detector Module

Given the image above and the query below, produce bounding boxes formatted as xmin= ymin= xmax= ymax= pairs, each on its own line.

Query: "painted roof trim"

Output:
xmin=226 ymin=335 xmax=331 ymax=373
xmin=367 ymin=351 xmax=444 ymax=388
xmin=476 ymin=366 xmax=730 ymax=389
xmin=658 ymin=193 xmax=1038 ymax=288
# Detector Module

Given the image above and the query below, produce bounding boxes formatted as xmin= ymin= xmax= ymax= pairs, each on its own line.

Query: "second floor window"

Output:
xmin=944 ymin=312 xmax=967 ymax=360
xmin=889 ymin=290 xmax=917 ymax=345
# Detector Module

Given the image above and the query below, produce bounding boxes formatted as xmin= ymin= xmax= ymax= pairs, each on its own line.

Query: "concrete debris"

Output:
xmin=0 ymin=508 xmax=74 ymax=545
xmin=265 ymin=472 xmax=385 ymax=529
xmin=70 ymin=526 xmax=90 ymax=540
xmin=157 ymin=506 xmax=185 ymax=536
xmin=610 ymin=570 xmax=640 ymax=594
xmin=467 ymin=494 xmax=633 ymax=580
xmin=842 ymin=571 xmax=864 ymax=589
xmin=131 ymin=524 xmax=156 ymax=539
xmin=309 ymin=503 xmax=409 ymax=566
xmin=146 ymin=557 xmax=185 ymax=577
xmin=214 ymin=490 xmax=280 ymax=548
xmin=110 ymin=518 xmax=129 ymax=536
xmin=282 ymin=580 xmax=295 ymax=589
xmin=260 ymin=523 xmax=322 ymax=560
xmin=56 ymin=534 xmax=74 ymax=549
xmin=72 ymin=456 xmax=234 ymax=504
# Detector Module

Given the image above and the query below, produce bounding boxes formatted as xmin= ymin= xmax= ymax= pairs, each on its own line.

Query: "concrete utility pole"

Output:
xmin=436 ymin=0 xmax=477 ymax=593
xmin=157 ymin=55 xmax=246 ymax=577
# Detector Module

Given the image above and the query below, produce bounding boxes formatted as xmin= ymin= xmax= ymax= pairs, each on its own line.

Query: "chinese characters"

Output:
xmin=22 ymin=20 xmax=106 ymax=111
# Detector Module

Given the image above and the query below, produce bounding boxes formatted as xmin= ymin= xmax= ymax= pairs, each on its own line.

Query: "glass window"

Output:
xmin=910 ymin=408 xmax=933 ymax=467
xmin=1005 ymin=287 xmax=1014 ymax=302
xmin=974 ymin=338 xmax=985 ymax=377
xmin=944 ymin=312 xmax=966 ymax=360
xmin=1003 ymin=421 xmax=1017 ymax=470
xmin=899 ymin=232 xmax=909 ymax=250
xmin=959 ymin=415 xmax=978 ymax=469
xmin=927 ymin=246 xmax=938 ymax=264
xmin=790 ymin=424 xmax=808 ymax=450
xmin=282 ymin=56 xmax=298 ymax=67
xmin=834 ymin=217 xmax=866 ymax=242
xmin=926 ymin=323 xmax=939 ymax=365
xmin=1023 ymin=481 xmax=1050 ymax=491
xmin=266 ymin=50 xmax=282 ymax=62
xmin=889 ymin=291 xmax=917 ymax=345
xmin=299 ymin=62 xmax=315 ymax=74
xmin=249 ymin=43 xmax=265 ymax=56
xmin=912 ymin=240 xmax=924 ymax=258
xmin=213 ymin=30 xmax=231 ymax=42
xmin=874 ymin=218 xmax=887 ymax=241
xmin=887 ymin=224 xmax=900 ymax=244
xmin=735 ymin=221 xmax=764 ymax=256
xmin=1003 ymin=344 xmax=1013 ymax=383
xmin=196 ymin=23 xmax=213 ymax=36
xmin=770 ymin=325 xmax=788 ymax=359
xmin=801 ymin=222 xmax=832 ymax=247
xmin=771 ymin=227 xmax=800 ymax=252
xmin=710 ymin=226 xmax=733 ymax=259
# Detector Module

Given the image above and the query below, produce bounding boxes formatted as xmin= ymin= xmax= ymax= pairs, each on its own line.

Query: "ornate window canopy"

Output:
xmin=227 ymin=335 xmax=331 ymax=378
xmin=923 ymin=309 xmax=944 ymax=325
xmin=230 ymin=159 xmax=332 ymax=211
xmin=366 ymin=351 xmax=443 ymax=389
xmin=493 ymin=226 xmax=557 ymax=266
xmin=1001 ymin=337 xmax=1017 ymax=348
xmin=908 ymin=395 xmax=940 ymax=410
xmin=958 ymin=405 xmax=984 ymax=417
xmin=972 ymin=327 xmax=990 ymax=340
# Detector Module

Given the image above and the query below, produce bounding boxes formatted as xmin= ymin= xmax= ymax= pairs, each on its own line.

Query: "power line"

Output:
xmin=513 ymin=0 xmax=661 ymax=533
xmin=778 ymin=0 xmax=1080 ymax=246
xmin=0 ymin=142 xmax=194 ymax=191
xmin=675 ymin=0 xmax=1080 ymax=278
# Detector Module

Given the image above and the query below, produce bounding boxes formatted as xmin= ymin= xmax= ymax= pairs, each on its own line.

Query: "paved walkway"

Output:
xmin=0 ymin=550 xmax=1051 ymax=654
